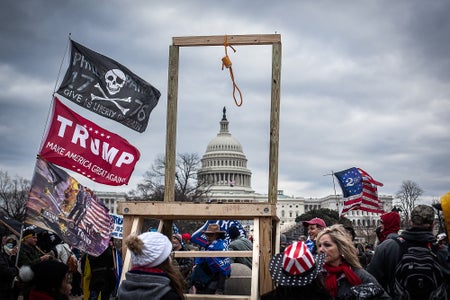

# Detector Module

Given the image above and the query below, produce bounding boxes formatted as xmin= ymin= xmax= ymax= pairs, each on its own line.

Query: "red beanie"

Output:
xmin=379 ymin=211 xmax=401 ymax=242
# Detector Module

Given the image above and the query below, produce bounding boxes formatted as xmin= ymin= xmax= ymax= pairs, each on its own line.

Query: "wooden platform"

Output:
xmin=118 ymin=33 xmax=282 ymax=300
xmin=118 ymin=201 xmax=280 ymax=300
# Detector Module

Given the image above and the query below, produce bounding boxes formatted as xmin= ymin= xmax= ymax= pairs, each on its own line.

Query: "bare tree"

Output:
xmin=130 ymin=152 xmax=208 ymax=201
xmin=132 ymin=155 xmax=165 ymax=200
xmin=0 ymin=171 xmax=30 ymax=220
xmin=395 ymin=180 xmax=424 ymax=225
xmin=175 ymin=153 xmax=200 ymax=200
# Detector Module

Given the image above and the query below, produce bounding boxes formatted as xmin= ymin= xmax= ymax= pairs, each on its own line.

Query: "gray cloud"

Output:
xmin=1 ymin=0 xmax=449 ymax=203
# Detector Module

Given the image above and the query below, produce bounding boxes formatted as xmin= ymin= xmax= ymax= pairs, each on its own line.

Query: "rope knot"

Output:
xmin=221 ymin=35 xmax=243 ymax=107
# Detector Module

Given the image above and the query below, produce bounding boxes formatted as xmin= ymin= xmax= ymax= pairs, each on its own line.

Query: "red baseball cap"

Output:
xmin=181 ymin=233 xmax=191 ymax=240
xmin=302 ymin=217 xmax=326 ymax=228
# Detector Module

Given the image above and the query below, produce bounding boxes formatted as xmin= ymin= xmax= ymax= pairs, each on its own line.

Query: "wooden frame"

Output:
xmin=118 ymin=34 xmax=282 ymax=299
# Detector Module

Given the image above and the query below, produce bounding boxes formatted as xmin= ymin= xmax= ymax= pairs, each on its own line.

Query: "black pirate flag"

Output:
xmin=57 ymin=40 xmax=160 ymax=133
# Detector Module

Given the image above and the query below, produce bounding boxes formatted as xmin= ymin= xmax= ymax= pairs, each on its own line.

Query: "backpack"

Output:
xmin=392 ymin=237 xmax=447 ymax=300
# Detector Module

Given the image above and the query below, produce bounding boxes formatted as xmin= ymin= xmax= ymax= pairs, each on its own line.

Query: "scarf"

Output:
xmin=130 ymin=266 xmax=165 ymax=274
xmin=323 ymin=261 xmax=362 ymax=298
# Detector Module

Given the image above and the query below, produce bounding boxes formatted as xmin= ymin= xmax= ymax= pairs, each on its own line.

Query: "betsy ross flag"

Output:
xmin=57 ymin=39 xmax=160 ymax=133
xmin=334 ymin=167 xmax=384 ymax=216
xmin=26 ymin=158 xmax=114 ymax=256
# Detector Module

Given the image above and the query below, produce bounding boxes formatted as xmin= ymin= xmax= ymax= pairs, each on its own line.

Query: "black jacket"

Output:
xmin=0 ymin=249 xmax=18 ymax=297
xmin=367 ymin=228 xmax=449 ymax=295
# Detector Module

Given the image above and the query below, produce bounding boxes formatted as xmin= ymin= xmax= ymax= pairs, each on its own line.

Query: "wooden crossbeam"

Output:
xmin=118 ymin=202 xmax=277 ymax=220
xmin=173 ymin=34 xmax=281 ymax=47
xmin=173 ymin=251 xmax=253 ymax=258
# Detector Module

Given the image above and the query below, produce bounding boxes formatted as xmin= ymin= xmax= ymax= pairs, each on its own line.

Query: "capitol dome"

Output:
xmin=206 ymin=132 xmax=243 ymax=153
xmin=197 ymin=107 xmax=254 ymax=195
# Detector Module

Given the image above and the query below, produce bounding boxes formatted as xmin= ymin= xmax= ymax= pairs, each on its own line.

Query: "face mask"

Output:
xmin=6 ymin=243 xmax=14 ymax=249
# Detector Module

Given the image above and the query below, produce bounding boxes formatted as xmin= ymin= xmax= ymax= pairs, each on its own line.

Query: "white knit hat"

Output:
xmin=129 ymin=232 xmax=172 ymax=268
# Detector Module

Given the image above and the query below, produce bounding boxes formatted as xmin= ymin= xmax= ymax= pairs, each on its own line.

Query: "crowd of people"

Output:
xmin=1 ymin=203 xmax=450 ymax=299
xmin=265 ymin=204 xmax=449 ymax=300
xmin=0 ymin=223 xmax=251 ymax=299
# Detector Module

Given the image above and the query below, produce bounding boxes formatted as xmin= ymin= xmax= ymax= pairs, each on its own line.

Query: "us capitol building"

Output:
xmin=99 ymin=108 xmax=393 ymax=235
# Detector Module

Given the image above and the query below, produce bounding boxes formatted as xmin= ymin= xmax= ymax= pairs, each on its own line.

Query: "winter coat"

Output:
xmin=324 ymin=267 xmax=391 ymax=300
xmin=194 ymin=239 xmax=231 ymax=277
xmin=18 ymin=243 xmax=42 ymax=267
xmin=118 ymin=270 xmax=181 ymax=300
xmin=0 ymin=249 xmax=18 ymax=300
xmin=86 ymin=246 xmax=116 ymax=294
xmin=228 ymin=236 xmax=253 ymax=269
xmin=173 ymin=245 xmax=193 ymax=279
xmin=261 ymin=279 xmax=331 ymax=300
xmin=367 ymin=228 xmax=449 ymax=295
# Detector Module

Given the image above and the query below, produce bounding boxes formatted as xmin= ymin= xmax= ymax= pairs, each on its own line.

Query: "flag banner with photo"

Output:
xmin=25 ymin=158 xmax=114 ymax=256
xmin=56 ymin=39 xmax=160 ymax=133
xmin=190 ymin=220 xmax=246 ymax=248
xmin=334 ymin=167 xmax=384 ymax=216
xmin=40 ymin=97 xmax=140 ymax=186
xmin=110 ymin=214 xmax=123 ymax=239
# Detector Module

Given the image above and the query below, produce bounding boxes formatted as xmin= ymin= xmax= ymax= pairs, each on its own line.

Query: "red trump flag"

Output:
xmin=39 ymin=97 xmax=140 ymax=185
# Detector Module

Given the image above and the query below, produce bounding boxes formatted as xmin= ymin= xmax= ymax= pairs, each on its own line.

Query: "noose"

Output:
xmin=222 ymin=35 xmax=243 ymax=107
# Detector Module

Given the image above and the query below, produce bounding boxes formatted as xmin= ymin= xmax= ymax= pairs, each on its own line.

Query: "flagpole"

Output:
xmin=324 ymin=171 xmax=341 ymax=218
xmin=15 ymin=224 xmax=24 ymax=268
xmin=52 ymin=33 xmax=71 ymax=96
xmin=39 ymin=34 xmax=72 ymax=154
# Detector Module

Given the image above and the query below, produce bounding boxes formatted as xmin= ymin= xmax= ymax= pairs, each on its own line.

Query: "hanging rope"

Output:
xmin=221 ymin=35 xmax=243 ymax=107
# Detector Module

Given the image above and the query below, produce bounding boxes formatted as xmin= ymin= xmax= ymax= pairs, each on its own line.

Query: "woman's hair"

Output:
xmin=316 ymin=224 xmax=362 ymax=269
xmin=31 ymin=260 xmax=69 ymax=299
xmin=158 ymin=257 xmax=186 ymax=300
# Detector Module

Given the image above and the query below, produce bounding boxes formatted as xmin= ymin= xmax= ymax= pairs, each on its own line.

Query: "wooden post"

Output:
xmin=164 ymin=45 xmax=179 ymax=204
xmin=268 ymin=42 xmax=281 ymax=205
xmin=120 ymin=216 xmax=143 ymax=282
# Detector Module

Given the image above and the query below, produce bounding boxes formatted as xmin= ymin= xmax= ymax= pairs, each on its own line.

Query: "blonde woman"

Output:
xmin=316 ymin=224 xmax=390 ymax=299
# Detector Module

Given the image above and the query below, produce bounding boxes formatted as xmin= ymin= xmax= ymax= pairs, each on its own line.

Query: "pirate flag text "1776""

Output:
xmin=57 ymin=40 xmax=161 ymax=133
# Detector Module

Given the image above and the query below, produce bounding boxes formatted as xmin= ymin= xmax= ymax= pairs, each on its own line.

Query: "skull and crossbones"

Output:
xmin=90 ymin=69 xmax=131 ymax=115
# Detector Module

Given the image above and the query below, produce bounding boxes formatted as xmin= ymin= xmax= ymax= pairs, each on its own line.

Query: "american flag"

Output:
xmin=334 ymin=167 xmax=384 ymax=217
xmin=81 ymin=193 xmax=114 ymax=239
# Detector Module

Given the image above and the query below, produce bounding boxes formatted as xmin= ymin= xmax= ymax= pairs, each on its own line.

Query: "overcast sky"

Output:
xmin=1 ymin=1 xmax=449 ymax=204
